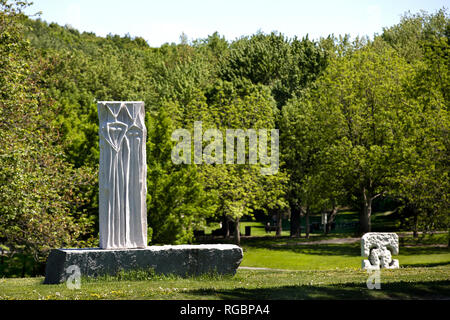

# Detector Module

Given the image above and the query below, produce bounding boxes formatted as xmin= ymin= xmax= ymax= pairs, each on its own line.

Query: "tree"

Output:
xmin=381 ymin=8 xmax=448 ymax=64
xmin=390 ymin=11 xmax=449 ymax=236
xmin=0 ymin=1 xmax=94 ymax=271
xmin=197 ymin=79 xmax=286 ymax=245
xmin=293 ymin=39 xmax=425 ymax=234
xmin=379 ymin=9 xmax=449 ymax=236
xmin=219 ymin=32 xmax=328 ymax=109
xmin=281 ymin=90 xmax=347 ymax=238
xmin=146 ymin=107 xmax=216 ymax=244
xmin=280 ymin=98 xmax=315 ymax=237
xmin=218 ymin=33 xmax=326 ymax=239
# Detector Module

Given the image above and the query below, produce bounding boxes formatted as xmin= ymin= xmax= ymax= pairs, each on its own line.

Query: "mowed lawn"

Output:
xmin=0 ymin=233 xmax=449 ymax=300
xmin=1 ymin=267 xmax=449 ymax=300
xmin=240 ymin=242 xmax=450 ymax=270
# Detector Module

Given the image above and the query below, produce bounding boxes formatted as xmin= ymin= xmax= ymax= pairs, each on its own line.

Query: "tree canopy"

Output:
xmin=0 ymin=1 xmax=448 ymax=264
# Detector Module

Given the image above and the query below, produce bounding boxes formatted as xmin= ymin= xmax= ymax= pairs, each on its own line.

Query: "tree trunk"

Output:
xmin=413 ymin=208 xmax=419 ymax=238
xmin=234 ymin=217 xmax=240 ymax=246
xmin=21 ymin=254 xmax=26 ymax=278
xmin=299 ymin=206 xmax=303 ymax=238
xmin=447 ymin=229 xmax=450 ymax=248
xmin=224 ymin=215 xmax=230 ymax=238
xmin=321 ymin=207 xmax=327 ymax=233
xmin=290 ymin=206 xmax=301 ymax=238
xmin=276 ymin=210 xmax=282 ymax=236
xmin=360 ymin=187 xmax=372 ymax=235
xmin=325 ymin=222 xmax=330 ymax=234
xmin=32 ymin=261 xmax=37 ymax=277
xmin=305 ymin=206 xmax=310 ymax=239
xmin=325 ymin=206 xmax=338 ymax=235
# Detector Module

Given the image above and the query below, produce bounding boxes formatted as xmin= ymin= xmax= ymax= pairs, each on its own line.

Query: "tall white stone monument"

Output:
xmin=98 ymin=101 xmax=147 ymax=249
xmin=43 ymin=100 xmax=243 ymax=284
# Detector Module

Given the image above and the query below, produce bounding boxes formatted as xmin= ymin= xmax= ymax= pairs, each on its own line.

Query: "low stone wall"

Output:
xmin=44 ymin=244 xmax=243 ymax=284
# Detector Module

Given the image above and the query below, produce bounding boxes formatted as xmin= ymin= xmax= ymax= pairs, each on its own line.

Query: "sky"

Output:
xmin=25 ymin=0 xmax=448 ymax=47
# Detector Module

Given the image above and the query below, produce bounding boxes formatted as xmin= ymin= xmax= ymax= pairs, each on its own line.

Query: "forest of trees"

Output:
xmin=0 ymin=1 xmax=448 ymax=268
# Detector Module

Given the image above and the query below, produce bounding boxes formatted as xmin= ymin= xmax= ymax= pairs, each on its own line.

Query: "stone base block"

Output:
xmin=44 ymin=244 xmax=243 ymax=284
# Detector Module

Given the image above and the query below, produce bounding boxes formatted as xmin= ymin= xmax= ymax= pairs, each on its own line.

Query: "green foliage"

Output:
xmin=0 ymin=1 xmax=448 ymax=276
xmin=200 ymin=80 xmax=288 ymax=243
xmin=0 ymin=0 xmax=95 ymax=264
xmin=284 ymin=29 xmax=449 ymax=234
xmin=147 ymin=108 xmax=216 ymax=244
xmin=379 ymin=9 xmax=449 ymax=233
xmin=219 ymin=32 xmax=328 ymax=108
xmin=381 ymin=9 xmax=449 ymax=63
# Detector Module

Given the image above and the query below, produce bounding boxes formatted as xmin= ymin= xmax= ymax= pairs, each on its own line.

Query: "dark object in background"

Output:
xmin=265 ymin=222 xmax=277 ymax=233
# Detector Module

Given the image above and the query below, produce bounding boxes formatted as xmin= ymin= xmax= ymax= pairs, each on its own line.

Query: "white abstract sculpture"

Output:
xmin=361 ymin=232 xmax=399 ymax=270
xmin=98 ymin=101 xmax=147 ymax=249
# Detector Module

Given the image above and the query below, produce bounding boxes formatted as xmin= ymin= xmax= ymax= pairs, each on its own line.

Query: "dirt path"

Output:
xmin=272 ymin=232 xmax=448 ymax=247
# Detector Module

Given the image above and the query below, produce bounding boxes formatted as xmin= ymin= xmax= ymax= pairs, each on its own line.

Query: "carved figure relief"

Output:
xmin=98 ymin=101 xmax=147 ymax=249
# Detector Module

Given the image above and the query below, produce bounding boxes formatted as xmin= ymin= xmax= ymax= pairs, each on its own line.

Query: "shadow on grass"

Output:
xmin=197 ymin=233 xmax=358 ymax=245
xmin=400 ymin=246 xmax=450 ymax=256
xmin=197 ymin=233 xmax=448 ymax=258
xmin=402 ymin=262 xmax=450 ymax=268
xmin=187 ymin=281 xmax=450 ymax=300
xmin=242 ymin=243 xmax=361 ymax=257
xmin=240 ymin=240 xmax=449 ymax=257
xmin=275 ymin=244 xmax=361 ymax=256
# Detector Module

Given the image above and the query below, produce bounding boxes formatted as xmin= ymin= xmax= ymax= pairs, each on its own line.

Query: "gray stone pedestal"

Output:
xmin=44 ymin=244 xmax=243 ymax=284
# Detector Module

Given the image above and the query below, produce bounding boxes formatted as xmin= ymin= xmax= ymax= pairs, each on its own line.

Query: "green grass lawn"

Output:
xmin=1 ymin=233 xmax=449 ymax=300
xmin=240 ymin=237 xmax=450 ymax=270
xmin=1 ymin=267 xmax=449 ymax=300
xmin=241 ymin=245 xmax=450 ymax=270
